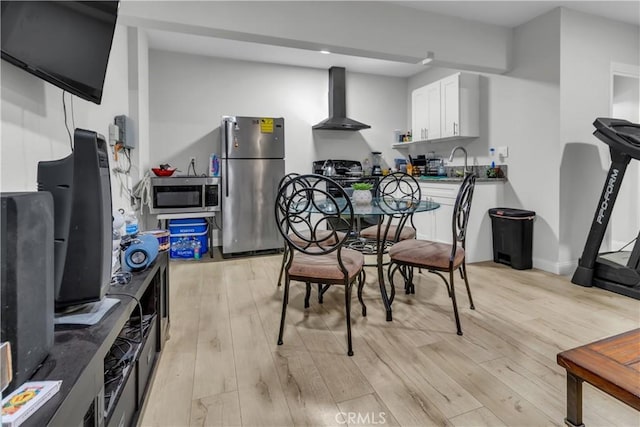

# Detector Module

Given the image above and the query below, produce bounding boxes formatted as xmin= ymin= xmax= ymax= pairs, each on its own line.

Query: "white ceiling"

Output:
xmin=145 ymin=1 xmax=640 ymax=77
xmin=397 ymin=1 xmax=640 ymax=28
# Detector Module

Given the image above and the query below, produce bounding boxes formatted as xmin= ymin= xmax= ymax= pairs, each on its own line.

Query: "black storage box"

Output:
xmin=488 ymin=208 xmax=536 ymax=270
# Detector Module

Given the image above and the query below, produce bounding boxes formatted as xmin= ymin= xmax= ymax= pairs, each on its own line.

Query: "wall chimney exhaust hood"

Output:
xmin=313 ymin=67 xmax=371 ymax=131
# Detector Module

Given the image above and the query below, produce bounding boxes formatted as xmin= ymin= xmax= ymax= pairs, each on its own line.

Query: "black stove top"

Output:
xmin=312 ymin=160 xmax=362 ymax=176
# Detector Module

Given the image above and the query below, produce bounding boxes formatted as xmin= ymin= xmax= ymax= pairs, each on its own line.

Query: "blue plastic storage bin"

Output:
xmin=169 ymin=218 xmax=208 ymax=258
xmin=169 ymin=218 xmax=207 ymax=235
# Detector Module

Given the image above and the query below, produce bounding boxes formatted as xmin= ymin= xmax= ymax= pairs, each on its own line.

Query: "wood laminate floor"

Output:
xmin=139 ymin=256 xmax=640 ymax=427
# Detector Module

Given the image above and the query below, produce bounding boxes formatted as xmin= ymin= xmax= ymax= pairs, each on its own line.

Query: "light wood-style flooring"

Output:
xmin=140 ymin=256 xmax=640 ymax=426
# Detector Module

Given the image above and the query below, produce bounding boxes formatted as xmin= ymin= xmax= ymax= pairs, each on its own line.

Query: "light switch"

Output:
xmin=498 ymin=146 xmax=509 ymax=158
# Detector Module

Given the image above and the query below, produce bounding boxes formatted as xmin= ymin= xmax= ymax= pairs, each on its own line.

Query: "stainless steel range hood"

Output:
xmin=313 ymin=67 xmax=371 ymax=131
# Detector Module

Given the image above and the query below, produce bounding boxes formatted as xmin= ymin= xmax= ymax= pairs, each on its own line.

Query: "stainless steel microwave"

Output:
xmin=150 ymin=177 xmax=220 ymax=214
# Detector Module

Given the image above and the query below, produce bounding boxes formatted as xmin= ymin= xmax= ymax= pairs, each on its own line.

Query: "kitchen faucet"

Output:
xmin=448 ymin=146 xmax=469 ymax=175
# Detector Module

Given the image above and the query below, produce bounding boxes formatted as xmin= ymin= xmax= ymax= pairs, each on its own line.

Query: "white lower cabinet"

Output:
xmin=415 ymin=181 xmax=504 ymax=263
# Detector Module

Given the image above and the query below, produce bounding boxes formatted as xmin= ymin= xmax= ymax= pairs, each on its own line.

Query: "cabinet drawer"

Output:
xmin=137 ymin=318 xmax=158 ymax=406
xmin=419 ymin=184 xmax=458 ymax=199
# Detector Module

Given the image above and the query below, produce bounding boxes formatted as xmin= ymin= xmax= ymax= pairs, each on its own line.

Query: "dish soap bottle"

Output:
xmin=437 ymin=160 xmax=446 ymax=176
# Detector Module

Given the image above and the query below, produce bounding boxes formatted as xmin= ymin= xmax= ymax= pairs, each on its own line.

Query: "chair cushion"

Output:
xmin=389 ymin=239 xmax=465 ymax=270
xmin=288 ymin=230 xmax=346 ymax=247
xmin=288 ymin=248 xmax=364 ymax=283
xmin=360 ymin=224 xmax=416 ymax=241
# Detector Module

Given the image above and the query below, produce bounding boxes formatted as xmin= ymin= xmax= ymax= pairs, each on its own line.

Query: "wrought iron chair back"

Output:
xmin=450 ymin=173 xmax=476 ymax=260
xmin=375 ymin=172 xmax=421 ymax=242
xmin=276 ymin=174 xmax=354 ymax=258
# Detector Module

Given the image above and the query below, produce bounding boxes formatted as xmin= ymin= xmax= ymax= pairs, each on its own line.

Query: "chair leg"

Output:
xmin=449 ymin=270 xmax=463 ymax=336
xmin=387 ymin=263 xmax=399 ymax=305
xmin=345 ymin=282 xmax=354 ymax=356
xmin=460 ymin=262 xmax=475 ymax=310
xmin=318 ymin=284 xmax=324 ymax=304
xmin=277 ymin=276 xmax=291 ymax=345
xmin=409 ymin=267 xmax=415 ymax=294
xmin=357 ymin=270 xmax=367 ymax=317
xmin=277 ymin=247 xmax=287 ymax=287
xmin=404 ymin=266 xmax=411 ymax=295
xmin=304 ymin=282 xmax=311 ymax=309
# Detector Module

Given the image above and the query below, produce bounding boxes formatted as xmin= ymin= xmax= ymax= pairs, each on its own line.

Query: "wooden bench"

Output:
xmin=557 ymin=328 xmax=640 ymax=427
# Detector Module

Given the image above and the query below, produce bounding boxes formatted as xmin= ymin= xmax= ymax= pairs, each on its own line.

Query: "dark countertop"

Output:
xmin=417 ymin=176 xmax=507 ymax=183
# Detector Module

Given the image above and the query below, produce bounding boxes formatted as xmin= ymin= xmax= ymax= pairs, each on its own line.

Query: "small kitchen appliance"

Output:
xmin=371 ymin=152 xmax=383 ymax=176
xmin=150 ymin=176 xmax=220 ymax=214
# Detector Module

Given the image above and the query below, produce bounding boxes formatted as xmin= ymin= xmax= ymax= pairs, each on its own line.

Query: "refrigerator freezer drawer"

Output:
xmin=221 ymin=158 xmax=284 ymax=254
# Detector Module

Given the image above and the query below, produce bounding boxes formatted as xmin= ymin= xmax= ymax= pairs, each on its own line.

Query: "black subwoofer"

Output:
xmin=1 ymin=192 xmax=54 ymax=393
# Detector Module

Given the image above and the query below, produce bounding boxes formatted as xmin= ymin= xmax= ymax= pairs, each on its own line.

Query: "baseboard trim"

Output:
xmin=532 ymin=258 xmax=577 ymax=276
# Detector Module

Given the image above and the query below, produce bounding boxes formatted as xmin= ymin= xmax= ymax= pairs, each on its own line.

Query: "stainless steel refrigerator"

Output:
xmin=221 ymin=116 xmax=285 ymax=255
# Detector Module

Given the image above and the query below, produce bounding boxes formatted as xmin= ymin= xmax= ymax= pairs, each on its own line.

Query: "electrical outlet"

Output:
xmin=498 ymin=146 xmax=509 ymax=158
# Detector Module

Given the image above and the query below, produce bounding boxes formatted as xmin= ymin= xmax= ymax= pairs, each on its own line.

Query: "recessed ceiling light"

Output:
xmin=319 ymin=50 xmax=331 ymax=55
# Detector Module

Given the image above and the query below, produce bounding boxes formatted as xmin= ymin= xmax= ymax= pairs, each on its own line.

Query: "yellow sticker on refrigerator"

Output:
xmin=260 ymin=118 xmax=274 ymax=133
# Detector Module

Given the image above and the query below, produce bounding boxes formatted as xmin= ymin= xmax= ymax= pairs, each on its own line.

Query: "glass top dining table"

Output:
xmin=306 ymin=196 xmax=440 ymax=321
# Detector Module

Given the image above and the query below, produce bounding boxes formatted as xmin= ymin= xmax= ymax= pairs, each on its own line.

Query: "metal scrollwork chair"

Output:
xmin=359 ymin=172 xmax=421 ymax=242
xmin=276 ymin=173 xmax=301 ymax=287
xmin=388 ymin=173 xmax=477 ymax=335
xmin=275 ymin=174 xmax=366 ymax=356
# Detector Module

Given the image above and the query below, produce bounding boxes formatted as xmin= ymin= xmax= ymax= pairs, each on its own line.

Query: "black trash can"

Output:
xmin=488 ymin=208 xmax=536 ymax=270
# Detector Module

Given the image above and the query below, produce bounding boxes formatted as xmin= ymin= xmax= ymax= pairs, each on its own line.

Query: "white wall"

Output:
xmin=610 ymin=74 xmax=640 ymax=249
xmin=147 ymin=51 xmax=407 ymax=174
xmin=406 ymin=9 xmax=562 ymax=272
xmin=558 ymin=8 xmax=640 ymax=271
xmin=1 ymin=25 xmax=133 ymax=212
xmin=127 ymin=27 xmax=151 ymax=181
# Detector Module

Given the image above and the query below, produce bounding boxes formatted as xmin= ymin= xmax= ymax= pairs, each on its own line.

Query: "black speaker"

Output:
xmin=1 ymin=192 xmax=54 ymax=393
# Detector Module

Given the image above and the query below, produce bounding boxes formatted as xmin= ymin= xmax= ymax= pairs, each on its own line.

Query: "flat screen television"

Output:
xmin=38 ymin=129 xmax=113 ymax=311
xmin=1 ymin=1 xmax=119 ymax=105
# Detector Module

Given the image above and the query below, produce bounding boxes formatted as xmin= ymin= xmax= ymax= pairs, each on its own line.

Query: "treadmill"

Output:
xmin=572 ymin=118 xmax=640 ymax=299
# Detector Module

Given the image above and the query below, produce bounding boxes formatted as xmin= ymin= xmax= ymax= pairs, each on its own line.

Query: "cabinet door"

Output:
xmin=411 ymin=86 xmax=428 ymax=140
xmin=413 ymin=197 xmax=435 ymax=240
xmin=434 ymin=201 xmax=455 ymax=244
xmin=425 ymin=82 xmax=441 ymax=140
xmin=441 ymin=73 xmax=460 ymax=138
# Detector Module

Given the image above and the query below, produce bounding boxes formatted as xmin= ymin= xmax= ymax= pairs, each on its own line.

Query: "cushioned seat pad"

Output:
xmin=360 ymin=224 xmax=416 ymax=241
xmin=288 ymin=248 xmax=364 ymax=283
xmin=389 ymin=239 xmax=465 ymax=270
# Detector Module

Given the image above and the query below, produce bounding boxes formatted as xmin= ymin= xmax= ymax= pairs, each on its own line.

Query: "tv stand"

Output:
xmin=26 ymin=251 xmax=170 ymax=426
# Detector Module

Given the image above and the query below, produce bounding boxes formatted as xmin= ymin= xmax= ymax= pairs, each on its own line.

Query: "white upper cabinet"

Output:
xmin=441 ymin=73 xmax=461 ymax=138
xmin=411 ymin=85 xmax=428 ymax=141
xmin=425 ymin=82 xmax=441 ymax=140
xmin=404 ymin=72 xmax=479 ymax=146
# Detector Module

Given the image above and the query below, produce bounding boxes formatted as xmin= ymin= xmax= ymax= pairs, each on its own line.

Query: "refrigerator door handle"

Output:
xmin=224 ymin=120 xmax=230 ymax=197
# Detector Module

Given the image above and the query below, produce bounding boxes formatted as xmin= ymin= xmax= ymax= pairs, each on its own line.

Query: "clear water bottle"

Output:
xmin=124 ymin=211 xmax=139 ymax=236
xmin=193 ymin=239 xmax=201 ymax=259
